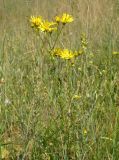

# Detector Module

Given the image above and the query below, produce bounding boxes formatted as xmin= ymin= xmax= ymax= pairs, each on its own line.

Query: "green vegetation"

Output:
xmin=0 ymin=0 xmax=119 ymax=159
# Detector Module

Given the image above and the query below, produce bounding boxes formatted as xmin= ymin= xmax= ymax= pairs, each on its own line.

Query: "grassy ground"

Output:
xmin=0 ymin=0 xmax=119 ymax=159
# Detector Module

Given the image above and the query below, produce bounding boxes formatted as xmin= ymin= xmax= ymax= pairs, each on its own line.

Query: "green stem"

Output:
xmin=51 ymin=25 xmax=64 ymax=51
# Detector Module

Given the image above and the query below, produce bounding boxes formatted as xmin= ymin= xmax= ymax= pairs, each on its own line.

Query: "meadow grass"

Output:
xmin=0 ymin=0 xmax=119 ymax=159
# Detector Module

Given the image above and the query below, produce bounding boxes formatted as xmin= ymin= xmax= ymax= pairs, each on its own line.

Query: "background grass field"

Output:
xmin=0 ymin=0 xmax=119 ymax=159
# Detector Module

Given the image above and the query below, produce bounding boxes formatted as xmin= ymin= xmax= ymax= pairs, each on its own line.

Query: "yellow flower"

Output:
xmin=30 ymin=16 xmax=42 ymax=28
xmin=112 ymin=51 xmax=119 ymax=55
xmin=39 ymin=21 xmax=57 ymax=33
xmin=52 ymin=48 xmax=62 ymax=56
xmin=55 ymin=13 xmax=74 ymax=24
xmin=53 ymin=48 xmax=83 ymax=60
xmin=54 ymin=48 xmax=74 ymax=59
xmin=55 ymin=16 xmax=60 ymax=23
xmin=60 ymin=49 xmax=75 ymax=59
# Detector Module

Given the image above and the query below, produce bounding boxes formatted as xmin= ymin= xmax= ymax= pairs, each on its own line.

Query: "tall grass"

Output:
xmin=0 ymin=0 xmax=119 ymax=159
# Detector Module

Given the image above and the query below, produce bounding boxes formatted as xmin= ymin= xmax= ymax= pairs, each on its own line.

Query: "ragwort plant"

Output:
xmin=28 ymin=13 xmax=91 ymax=159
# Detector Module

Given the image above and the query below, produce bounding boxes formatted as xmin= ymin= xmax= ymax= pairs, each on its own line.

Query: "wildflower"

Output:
xmin=53 ymin=48 xmax=74 ymax=59
xmin=39 ymin=21 xmax=57 ymax=33
xmin=60 ymin=49 xmax=84 ymax=59
xmin=30 ymin=16 xmax=42 ymax=28
xmin=55 ymin=16 xmax=60 ymax=23
xmin=52 ymin=48 xmax=62 ymax=56
xmin=55 ymin=13 xmax=74 ymax=24
xmin=60 ymin=49 xmax=75 ymax=59
xmin=112 ymin=51 xmax=119 ymax=55
xmin=53 ymin=48 xmax=83 ymax=60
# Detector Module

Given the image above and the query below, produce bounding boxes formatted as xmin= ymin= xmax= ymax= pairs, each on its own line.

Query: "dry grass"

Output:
xmin=0 ymin=0 xmax=119 ymax=159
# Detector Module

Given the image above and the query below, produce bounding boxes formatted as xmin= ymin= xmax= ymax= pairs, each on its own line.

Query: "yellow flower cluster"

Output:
xmin=30 ymin=16 xmax=57 ymax=33
xmin=55 ymin=13 xmax=74 ymax=24
xmin=29 ymin=13 xmax=87 ymax=62
xmin=39 ymin=21 xmax=57 ymax=32
xmin=53 ymin=48 xmax=82 ymax=60
xmin=30 ymin=13 xmax=74 ymax=33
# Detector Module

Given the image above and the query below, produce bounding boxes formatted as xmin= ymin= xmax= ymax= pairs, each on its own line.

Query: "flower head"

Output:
xmin=39 ymin=21 xmax=57 ymax=33
xmin=60 ymin=49 xmax=74 ymax=59
xmin=30 ymin=16 xmax=42 ymax=28
xmin=53 ymin=48 xmax=84 ymax=60
xmin=30 ymin=16 xmax=57 ymax=33
xmin=52 ymin=48 xmax=62 ymax=56
xmin=55 ymin=13 xmax=74 ymax=24
xmin=53 ymin=48 xmax=75 ymax=60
